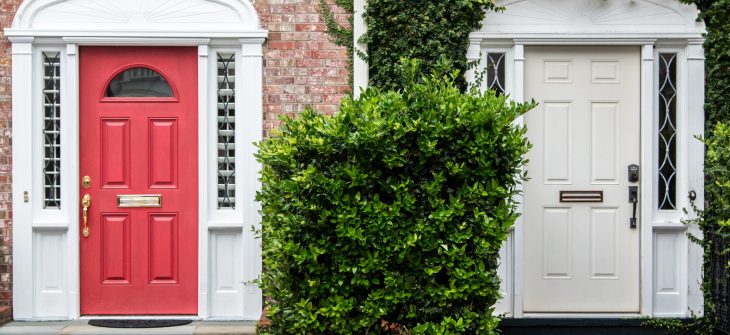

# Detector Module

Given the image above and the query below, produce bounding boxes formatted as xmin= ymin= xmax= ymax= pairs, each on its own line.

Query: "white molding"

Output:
xmin=12 ymin=40 xmax=35 ymax=320
xmin=9 ymin=0 xmax=262 ymax=33
xmin=198 ymin=43 xmax=211 ymax=320
xmin=9 ymin=0 xmax=266 ymax=321
xmin=62 ymin=37 xmax=213 ymax=46
xmin=465 ymin=37 xmax=482 ymax=85
xmin=685 ymin=41 xmax=705 ymax=316
xmin=238 ymin=40 xmax=264 ymax=320
xmin=480 ymin=0 xmax=704 ymax=36
xmin=512 ymin=43 xmax=525 ymax=318
xmin=473 ymin=34 xmax=700 ymax=42
xmin=641 ymin=43 xmax=656 ymax=317
xmin=65 ymin=42 xmax=80 ymax=320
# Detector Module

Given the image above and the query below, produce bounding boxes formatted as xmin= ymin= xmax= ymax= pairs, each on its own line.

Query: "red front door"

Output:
xmin=79 ymin=47 xmax=198 ymax=315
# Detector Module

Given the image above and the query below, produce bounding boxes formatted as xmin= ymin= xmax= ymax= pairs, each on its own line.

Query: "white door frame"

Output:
xmin=461 ymin=0 xmax=707 ymax=319
xmin=466 ymin=36 xmax=705 ymax=318
xmin=7 ymin=0 xmax=267 ymax=320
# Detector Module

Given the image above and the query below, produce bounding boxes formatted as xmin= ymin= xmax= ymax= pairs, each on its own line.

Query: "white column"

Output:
xmin=640 ymin=43 xmax=655 ymax=316
xmin=239 ymin=38 xmax=264 ymax=320
xmin=353 ymin=0 xmax=368 ymax=97
xmin=465 ymin=37 xmax=481 ymax=87
xmin=512 ymin=43 xmax=525 ymax=318
xmin=685 ymin=39 xmax=705 ymax=316
xmin=197 ymin=43 xmax=211 ymax=319
xmin=65 ymin=42 xmax=80 ymax=319
xmin=10 ymin=37 xmax=34 ymax=320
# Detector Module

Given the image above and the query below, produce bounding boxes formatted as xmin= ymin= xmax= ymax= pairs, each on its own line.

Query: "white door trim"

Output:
xmin=7 ymin=0 xmax=266 ymax=321
xmin=460 ymin=0 xmax=707 ymax=319
xmin=467 ymin=36 xmax=705 ymax=318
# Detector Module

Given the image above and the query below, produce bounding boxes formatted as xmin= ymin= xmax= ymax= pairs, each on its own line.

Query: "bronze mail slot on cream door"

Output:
xmin=559 ymin=190 xmax=603 ymax=203
xmin=117 ymin=194 xmax=162 ymax=208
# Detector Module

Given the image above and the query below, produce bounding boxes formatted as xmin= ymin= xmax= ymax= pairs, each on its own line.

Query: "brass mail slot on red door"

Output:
xmin=559 ymin=190 xmax=603 ymax=203
xmin=117 ymin=195 xmax=162 ymax=208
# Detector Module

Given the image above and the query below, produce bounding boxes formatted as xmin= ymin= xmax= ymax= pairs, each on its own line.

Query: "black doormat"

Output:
xmin=88 ymin=319 xmax=193 ymax=328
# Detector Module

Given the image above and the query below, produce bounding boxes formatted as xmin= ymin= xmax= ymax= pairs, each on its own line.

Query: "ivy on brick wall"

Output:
xmin=320 ymin=0 xmax=501 ymax=90
xmin=320 ymin=0 xmax=354 ymax=84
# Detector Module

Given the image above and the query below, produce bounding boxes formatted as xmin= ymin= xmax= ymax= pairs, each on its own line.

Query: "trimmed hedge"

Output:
xmin=256 ymin=61 xmax=535 ymax=334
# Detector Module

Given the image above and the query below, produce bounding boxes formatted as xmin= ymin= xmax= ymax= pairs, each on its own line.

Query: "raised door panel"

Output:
xmin=591 ymin=102 xmax=620 ymax=184
xmin=101 ymin=119 xmax=130 ymax=188
xmin=149 ymin=119 xmax=178 ymax=188
xmin=590 ymin=208 xmax=619 ymax=279
xmin=543 ymin=102 xmax=573 ymax=184
xmin=149 ymin=214 xmax=179 ymax=283
xmin=542 ymin=208 xmax=572 ymax=279
xmin=101 ymin=214 xmax=131 ymax=284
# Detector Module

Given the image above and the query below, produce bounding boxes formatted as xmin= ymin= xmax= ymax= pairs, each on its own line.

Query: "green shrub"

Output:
xmin=256 ymin=60 xmax=535 ymax=335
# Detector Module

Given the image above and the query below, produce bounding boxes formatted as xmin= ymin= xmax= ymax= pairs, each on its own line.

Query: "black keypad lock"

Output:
xmin=628 ymin=164 xmax=640 ymax=183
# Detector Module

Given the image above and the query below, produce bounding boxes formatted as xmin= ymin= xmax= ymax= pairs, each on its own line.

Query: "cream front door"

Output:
xmin=523 ymin=46 xmax=641 ymax=312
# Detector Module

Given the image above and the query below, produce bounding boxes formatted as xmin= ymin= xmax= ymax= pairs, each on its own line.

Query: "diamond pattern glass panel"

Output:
xmin=43 ymin=52 xmax=61 ymax=209
xmin=486 ymin=53 xmax=505 ymax=96
xmin=217 ymin=53 xmax=236 ymax=209
xmin=658 ymin=53 xmax=677 ymax=210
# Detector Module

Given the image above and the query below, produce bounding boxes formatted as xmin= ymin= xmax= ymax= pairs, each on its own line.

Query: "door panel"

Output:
xmin=79 ymin=46 xmax=198 ymax=315
xmin=523 ymin=46 xmax=641 ymax=312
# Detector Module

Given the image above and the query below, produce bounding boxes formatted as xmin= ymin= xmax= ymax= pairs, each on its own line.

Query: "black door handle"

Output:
xmin=628 ymin=186 xmax=638 ymax=229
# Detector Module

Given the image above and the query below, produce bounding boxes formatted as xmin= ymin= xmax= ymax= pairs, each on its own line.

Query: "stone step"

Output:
xmin=0 ymin=321 xmax=257 ymax=335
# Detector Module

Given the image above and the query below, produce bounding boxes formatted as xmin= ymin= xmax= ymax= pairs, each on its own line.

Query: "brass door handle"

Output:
xmin=82 ymin=194 xmax=91 ymax=237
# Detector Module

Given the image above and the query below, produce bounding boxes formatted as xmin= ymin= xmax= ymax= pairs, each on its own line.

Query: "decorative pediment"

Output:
xmin=11 ymin=0 xmax=261 ymax=32
xmin=479 ymin=0 xmax=704 ymax=34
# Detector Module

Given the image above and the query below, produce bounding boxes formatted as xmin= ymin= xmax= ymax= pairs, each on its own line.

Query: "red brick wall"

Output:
xmin=254 ymin=0 xmax=351 ymax=136
xmin=0 ymin=0 xmax=20 ymax=314
xmin=0 ymin=0 xmax=351 ymax=317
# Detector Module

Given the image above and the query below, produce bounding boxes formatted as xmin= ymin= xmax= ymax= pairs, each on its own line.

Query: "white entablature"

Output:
xmin=7 ymin=0 xmax=266 ymax=38
xmin=475 ymin=0 xmax=705 ymax=38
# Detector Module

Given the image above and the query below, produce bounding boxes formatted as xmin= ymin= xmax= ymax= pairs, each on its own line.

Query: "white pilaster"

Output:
xmin=641 ymin=43 xmax=655 ymax=317
xmin=238 ymin=38 xmax=264 ymax=320
xmin=65 ymin=42 xmax=80 ymax=319
xmin=198 ymin=43 xmax=210 ymax=319
xmin=512 ymin=43 xmax=525 ymax=318
xmin=10 ymin=37 xmax=34 ymax=320
xmin=685 ymin=39 xmax=705 ymax=316
xmin=353 ymin=0 xmax=368 ymax=97
xmin=465 ymin=37 xmax=481 ymax=86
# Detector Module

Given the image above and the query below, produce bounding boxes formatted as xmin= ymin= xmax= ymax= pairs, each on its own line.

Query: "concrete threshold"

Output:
xmin=0 ymin=321 xmax=257 ymax=335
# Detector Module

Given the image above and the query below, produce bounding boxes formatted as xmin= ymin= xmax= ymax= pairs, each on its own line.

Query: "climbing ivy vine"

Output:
xmin=320 ymin=0 xmax=354 ymax=84
xmin=319 ymin=0 xmax=501 ymax=90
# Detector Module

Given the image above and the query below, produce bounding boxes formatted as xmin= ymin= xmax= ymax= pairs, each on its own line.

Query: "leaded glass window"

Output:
xmin=43 ymin=52 xmax=61 ymax=209
xmin=217 ymin=53 xmax=236 ymax=209
xmin=658 ymin=53 xmax=677 ymax=210
xmin=486 ymin=52 xmax=505 ymax=96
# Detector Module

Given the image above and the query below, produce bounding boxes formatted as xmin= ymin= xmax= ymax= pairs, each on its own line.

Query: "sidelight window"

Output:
xmin=485 ymin=52 xmax=506 ymax=96
xmin=217 ymin=53 xmax=236 ymax=209
xmin=43 ymin=52 xmax=61 ymax=209
xmin=658 ymin=53 xmax=677 ymax=210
